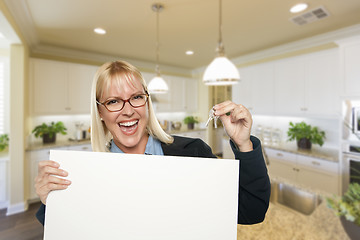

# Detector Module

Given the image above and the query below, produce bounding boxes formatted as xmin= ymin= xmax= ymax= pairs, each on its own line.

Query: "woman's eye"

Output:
xmin=133 ymin=95 xmax=144 ymax=100
xmin=106 ymin=99 xmax=118 ymax=105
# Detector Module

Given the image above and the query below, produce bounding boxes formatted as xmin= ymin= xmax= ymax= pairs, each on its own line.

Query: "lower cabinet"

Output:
xmin=265 ymin=148 xmax=340 ymax=195
xmin=27 ymin=144 xmax=92 ymax=201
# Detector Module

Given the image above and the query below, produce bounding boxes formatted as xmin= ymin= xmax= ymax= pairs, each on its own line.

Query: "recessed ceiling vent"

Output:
xmin=290 ymin=6 xmax=330 ymax=26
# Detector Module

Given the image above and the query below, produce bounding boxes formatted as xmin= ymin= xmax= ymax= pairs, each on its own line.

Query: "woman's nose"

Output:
xmin=121 ymin=101 xmax=134 ymax=116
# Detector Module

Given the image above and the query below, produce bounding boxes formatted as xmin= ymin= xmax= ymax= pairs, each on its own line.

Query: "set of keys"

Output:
xmin=205 ymin=107 xmax=231 ymax=128
xmin=205 ymin=107 xmax=219 ymax=128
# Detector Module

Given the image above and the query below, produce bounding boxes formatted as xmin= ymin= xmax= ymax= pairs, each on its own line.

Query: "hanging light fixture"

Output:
xmin=203 ymin=0 xmax=240 ymax=86
xmin=148 ymin=3 xmax=169 ymax=94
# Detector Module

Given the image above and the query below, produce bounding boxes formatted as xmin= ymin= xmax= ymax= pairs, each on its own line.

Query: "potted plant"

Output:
xmin=326 ymin=183 xmax=360 ymax=239
xmin=183 ymin=116 xmax=199 ymax=130
xmin=0 ymin=134 xmax=9 ymax=152
xmin=32 ymin=121 xmax=67 ymax=144
xmin=287 ymin=121 xmax=325 ymax=149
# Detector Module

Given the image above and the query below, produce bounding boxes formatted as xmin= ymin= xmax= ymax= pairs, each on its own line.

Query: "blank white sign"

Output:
xmin=44 ymin=150 xmax=239 ymax=240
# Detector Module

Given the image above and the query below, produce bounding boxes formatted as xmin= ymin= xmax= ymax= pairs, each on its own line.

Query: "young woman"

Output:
xmin=35 ymin=60 xmax=270 ymax=225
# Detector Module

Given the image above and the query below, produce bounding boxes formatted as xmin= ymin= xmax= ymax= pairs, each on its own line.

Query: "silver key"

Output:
xmin=205 ymin=108 xmax=219 ymax=128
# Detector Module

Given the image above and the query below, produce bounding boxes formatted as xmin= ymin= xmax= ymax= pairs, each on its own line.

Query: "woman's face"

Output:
xmin=98 ymin=76 xmax=149 ymax=154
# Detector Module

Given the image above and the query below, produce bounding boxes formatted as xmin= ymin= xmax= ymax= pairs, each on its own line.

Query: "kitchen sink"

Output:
xmin=270 ymin=182 xmax=322 ymax=215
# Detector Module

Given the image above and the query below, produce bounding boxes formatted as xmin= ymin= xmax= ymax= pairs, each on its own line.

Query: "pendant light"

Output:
xmin=148 ymin=3 xmax=169 ymax=94
xmin=203 ymin=0 xmax=240 ymax=86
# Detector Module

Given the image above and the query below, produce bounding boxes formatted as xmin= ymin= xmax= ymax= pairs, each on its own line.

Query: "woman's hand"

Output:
xmin=35 ymin=160 xmax=71 ymax=205
xmin=213 ymin=101 xmax=253 ymax=152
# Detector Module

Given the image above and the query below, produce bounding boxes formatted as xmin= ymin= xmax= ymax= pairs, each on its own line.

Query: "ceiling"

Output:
xmin=3 ymin=0 xmax=360 ymax=70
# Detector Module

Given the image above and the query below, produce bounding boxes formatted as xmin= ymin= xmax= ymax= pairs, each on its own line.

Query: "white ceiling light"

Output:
xmin=94 ymin=28 xmax=106 ymax=35
xmin=290 ymin=3 xmax=308 ymax=13
xmin=148 ymin=3 xmax=169 ymax=94
xmin=203 ymin=0 xmax=239 ymax=86
xmin=186 ymin=50 xmax=194 ymax=55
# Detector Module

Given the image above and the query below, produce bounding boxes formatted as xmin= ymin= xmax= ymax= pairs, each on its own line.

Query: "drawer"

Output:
xmin=264 ymin=148 xmax=297 ymax=163
xmin=297 ymin=155 xmax=338 ymax=174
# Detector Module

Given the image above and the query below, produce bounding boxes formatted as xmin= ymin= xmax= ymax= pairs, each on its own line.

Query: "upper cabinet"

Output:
xmin=275 ymin=49 xmax=340 ymax=117
xmin=143 ymin=72 xmax=198 ymax=113
xmin=233 ymin=62 xmax=274 ymax=115
xmin=233 ymin=48 xmax=340 ymax=118
xmin=30 ymin=58 xmax=98 ymax=115
xmin=338 ymin=38 xmax=360 ymax=97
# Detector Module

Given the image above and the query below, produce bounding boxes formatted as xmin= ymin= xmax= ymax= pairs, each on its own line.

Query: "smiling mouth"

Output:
xmin=118 ymin=120 xmax=139 ymax=135
xmin=119 ymin=120 xmax=138 ymax=127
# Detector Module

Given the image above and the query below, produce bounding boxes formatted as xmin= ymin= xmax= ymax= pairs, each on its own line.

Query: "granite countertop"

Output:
xmin=26 ymin=128 xmax=207 ymax=151
xmin=26 ymin=139 xmax=91 ymax=151
xmin=237 ymin=201 xmax=349 ymax=240
xmin=263 ymin=142 xmax=339 ymax=163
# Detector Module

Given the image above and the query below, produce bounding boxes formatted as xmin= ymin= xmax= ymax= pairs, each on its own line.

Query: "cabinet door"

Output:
xmin=0 ymin=161 xmax=7 ymax=207
xmin=32 ymin=59 xmax=68 ymax=114
xmin=169 ymin=76 xmax=185 ymax=112
xmin=268 ymin=159 xmax=297 ymax=182
xmin=68 ymin=144 xmax=92 ymax=151
xmin=343 ymin=42 xmax=360 ymax=96
xmin=68 ymin=64 xmax=98 ymax=114
xmin=274 ymin=57 xmax=305 ymax=115
xmin=232 ymin=67 xmax=253 ymax=110
xmin=297 ymin=166 xmax=339 ymax=195
xmin=251 ymin=62 xmax=274 ymax=115
xmin=184 ymin=78 xmax=198 ymax=113
xmin=304 ymin=50 xmax=340 ymax=116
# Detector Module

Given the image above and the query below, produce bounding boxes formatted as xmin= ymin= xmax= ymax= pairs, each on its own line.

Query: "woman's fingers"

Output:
xmin=35 ymin=160 xmax=71 ymax=205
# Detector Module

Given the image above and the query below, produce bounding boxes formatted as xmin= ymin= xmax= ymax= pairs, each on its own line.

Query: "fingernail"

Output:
xmin=65 ymin=180 xmax=71 ymax=184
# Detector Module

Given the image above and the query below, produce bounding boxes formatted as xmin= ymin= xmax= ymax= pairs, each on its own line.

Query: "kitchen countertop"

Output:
xmin=26 ymin=139 xmax=91 ymax=151
xmin=263 ymin=142 xmax=339 ymax=162
xmin=26 ymin=128 xmax=207 ymax=151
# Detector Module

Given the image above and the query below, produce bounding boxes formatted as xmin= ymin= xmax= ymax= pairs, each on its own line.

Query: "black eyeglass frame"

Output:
xmin=96 ymin=93 xmax=149 ymax=112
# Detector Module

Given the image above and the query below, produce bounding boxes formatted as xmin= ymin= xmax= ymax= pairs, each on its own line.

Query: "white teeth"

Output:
xmin=119 ymin=120 xmax=138 ymax=127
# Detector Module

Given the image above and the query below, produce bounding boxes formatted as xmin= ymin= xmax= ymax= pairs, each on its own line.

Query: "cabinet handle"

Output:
xmin=82 ymin=147 xmax=88 ymax=150
xmin=276 ymin=153 xmax=283 ymax=157
xmin=311 ymin=161 xmax=320 ymax=166
xmin=65 ymin=107 xmax=71 ymax=111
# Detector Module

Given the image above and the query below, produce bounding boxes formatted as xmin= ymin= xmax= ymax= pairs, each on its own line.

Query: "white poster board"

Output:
xmin=44 ymin=150 xmax=239 ymax=240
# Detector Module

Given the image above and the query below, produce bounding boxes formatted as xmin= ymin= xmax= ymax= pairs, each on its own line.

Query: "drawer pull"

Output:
xmin=276 ymin=153 xmax=283 ymax=157
xmin=311 ymin=161 xmax=320 ymax=166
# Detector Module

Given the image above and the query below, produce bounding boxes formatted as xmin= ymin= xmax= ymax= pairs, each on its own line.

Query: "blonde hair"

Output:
xmin=90 ymin=60 xmax=173 ymax=152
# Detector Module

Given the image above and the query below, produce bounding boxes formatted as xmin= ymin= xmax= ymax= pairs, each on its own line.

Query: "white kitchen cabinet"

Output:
xmin=174 ymin=130 xmax=206 ymax=140
xmin=274 ymin=50 xmax=339 ymax=117
xmin=143 ymin=72 xmax=197 ymax=113
xmin=274 ymin=56 xmax=306 ymax=115
xmin=265 ymin=148 xmax=340 ymax=194
xmin=232 ymin=62 xmax=274 ymax=115
xmin=0 ymin=158 xmax=8 ymax=208
xmin=27 ymin=143 xmax=92 ymax=201
xmin=30 ymin=58 xmax=98 ymax=115
xmin=339 ymin=40 xmax=360 ymax=96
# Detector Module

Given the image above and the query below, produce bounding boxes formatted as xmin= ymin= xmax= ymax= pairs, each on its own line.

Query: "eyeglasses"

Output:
xmin=96 ymin=93 xmax=149 ymax=112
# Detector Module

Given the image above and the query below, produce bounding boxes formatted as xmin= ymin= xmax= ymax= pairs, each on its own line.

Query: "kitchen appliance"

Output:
xmin=342 ymin=141 xmax=360 ymax=193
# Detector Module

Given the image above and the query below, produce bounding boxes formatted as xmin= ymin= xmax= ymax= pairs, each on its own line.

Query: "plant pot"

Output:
xmin=187 ymin=123 xmax=194 ymax=130
xmin=340 ymin=217 xmax=360 ymax=240
xmin=297 ymin=138 xmax=311 ymax=149
xmin=43 ymin=133 xmax=56 ymax=144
